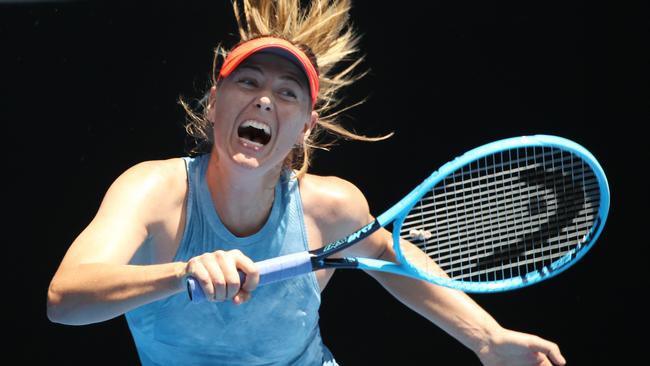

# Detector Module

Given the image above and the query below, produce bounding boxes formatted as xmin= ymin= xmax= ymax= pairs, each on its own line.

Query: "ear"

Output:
xmin=206 ymin=86 xmax=217 ymax=120
xmin=297 ymin=111 xmax=318 ymax=145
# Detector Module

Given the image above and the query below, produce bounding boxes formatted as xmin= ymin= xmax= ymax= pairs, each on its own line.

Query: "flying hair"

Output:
xmin=181 ymin=0 xmax=392 ymax=177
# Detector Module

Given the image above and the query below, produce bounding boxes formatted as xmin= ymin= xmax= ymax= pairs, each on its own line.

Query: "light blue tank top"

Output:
xmin=125 ymin=154 xmax=337 ymax=365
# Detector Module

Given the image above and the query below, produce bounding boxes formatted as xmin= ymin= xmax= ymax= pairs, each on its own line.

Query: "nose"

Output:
xmin=256 ymin=96 xmax=272 ymax=112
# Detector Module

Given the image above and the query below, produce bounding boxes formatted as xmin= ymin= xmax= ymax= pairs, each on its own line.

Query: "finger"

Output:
xmin=231 ymin=250 xmax=259 ymax=292
xmin=547 ymin=349 xmax=566 ymax=366
xmin=187 ymin=258 xmax=215 ymax=301
xmin=531 ymin=339 xmax=566 ymax=366
xmin=214 ymin=251 xmax=240 ymax=300
xmin=201 ymin=253 xmax=227 ymax=301
xmin=233 ymin=290 xmax=252 ymax=305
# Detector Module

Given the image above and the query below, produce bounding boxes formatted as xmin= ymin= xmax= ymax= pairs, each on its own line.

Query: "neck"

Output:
xmin=205 ymin=153 xmax=283 ymax=237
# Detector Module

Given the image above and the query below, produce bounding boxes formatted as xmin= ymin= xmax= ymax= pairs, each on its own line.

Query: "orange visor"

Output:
xmin=218 ymin=37 xmax=319 ymax=107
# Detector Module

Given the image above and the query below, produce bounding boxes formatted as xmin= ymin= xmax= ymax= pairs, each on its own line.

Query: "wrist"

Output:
xmin=472 ymin=324 xmax=504 ymax=357
xmin=457 ymin=315 xmax=503 ymax=355
xmin=173 ymin=261 xmax=189 ymax=291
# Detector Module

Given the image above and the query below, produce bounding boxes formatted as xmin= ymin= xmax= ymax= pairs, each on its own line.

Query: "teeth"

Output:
xmin=238 ymin=119 xmax=272 ymax=146
xmin=241 ymin=120 xmax=271 ymax=135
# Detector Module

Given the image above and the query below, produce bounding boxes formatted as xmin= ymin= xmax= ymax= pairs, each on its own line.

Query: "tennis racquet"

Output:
xmin=187 ymin=135 xmax=609 ymax=303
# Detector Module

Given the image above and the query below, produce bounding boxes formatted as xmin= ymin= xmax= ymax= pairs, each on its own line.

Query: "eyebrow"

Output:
xmin=236 ymin=64 xmax=306 ymax=89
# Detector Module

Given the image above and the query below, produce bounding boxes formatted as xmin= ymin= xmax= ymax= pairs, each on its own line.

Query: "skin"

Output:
xmin=47 ymin=53 xmax=565 ymax=366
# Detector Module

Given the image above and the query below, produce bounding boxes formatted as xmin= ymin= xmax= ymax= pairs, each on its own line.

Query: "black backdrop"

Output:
xmin=3 ymin=1 xmax=647 ymax=365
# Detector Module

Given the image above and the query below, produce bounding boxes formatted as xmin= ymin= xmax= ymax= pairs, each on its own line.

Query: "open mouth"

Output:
xmin=237 ymin=120 xmax=272 ymax=146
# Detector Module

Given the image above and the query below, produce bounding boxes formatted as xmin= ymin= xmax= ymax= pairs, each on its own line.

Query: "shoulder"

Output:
xmin=299 ymin=173 xmax=370 ymax=231
xmin=113 ymin=158 xmax=186 ymax=195
xmin=101 ymin=158 xmax=188 ymax=221
xmin=298 ymin=173 xmax=388 ymax=260
xmin=117 ymin=158 xmax=186 ymax=188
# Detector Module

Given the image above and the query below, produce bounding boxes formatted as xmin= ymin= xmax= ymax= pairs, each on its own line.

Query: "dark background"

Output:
xmin=3 ymin=0 xmax=647 ymax=364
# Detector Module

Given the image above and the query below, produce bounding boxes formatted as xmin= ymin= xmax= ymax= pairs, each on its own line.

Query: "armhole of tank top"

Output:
xmin=293 ymin=174 xmax=322 ymax=298
xmin=172 ymin=157 xmax=193 ymax=262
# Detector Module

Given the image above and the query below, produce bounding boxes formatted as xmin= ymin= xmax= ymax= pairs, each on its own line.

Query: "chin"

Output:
xmin=232 ymin=154 xmax=262 ymax=169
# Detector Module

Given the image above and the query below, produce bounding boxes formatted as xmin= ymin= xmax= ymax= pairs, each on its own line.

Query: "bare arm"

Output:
xmin=367 ymin=237 xmax=565 ymax=365
xmin=47 ymin=262 xmax=186 ymax=325
xmin=366 ymin=232 xmax=500 ymax=350
xmin=47 ymin=160 xmax=188 ymax=325
xmin=47 ymin=159 xmax=260 ymax=325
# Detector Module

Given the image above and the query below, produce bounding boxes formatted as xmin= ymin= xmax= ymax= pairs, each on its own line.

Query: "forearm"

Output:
xmin=373 ymin=270 xmax=501 ymax=353
xmin=47 ymin=262 xmax=186 ymax=325
xmin=370 ymin=239 xmax=502 ymax=354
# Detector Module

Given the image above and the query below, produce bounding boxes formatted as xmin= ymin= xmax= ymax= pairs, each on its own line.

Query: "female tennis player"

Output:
xmin=47 ymin=1 xmax=566 ymax=365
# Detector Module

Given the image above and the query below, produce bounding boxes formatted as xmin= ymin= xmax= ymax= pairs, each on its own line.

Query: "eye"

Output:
xmin=279 ymin=88 xmax=298 ymax=100
xmin=237 ymin=77 xmax=258 ymax=88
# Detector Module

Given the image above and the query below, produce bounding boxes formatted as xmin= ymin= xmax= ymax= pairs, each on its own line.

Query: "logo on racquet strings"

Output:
xmin=475 ymin=166 xmax=588 ymax=271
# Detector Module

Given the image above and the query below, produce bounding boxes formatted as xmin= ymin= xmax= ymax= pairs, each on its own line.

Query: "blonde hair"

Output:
xmin=181 ymin=0 xmax=391 ymax=177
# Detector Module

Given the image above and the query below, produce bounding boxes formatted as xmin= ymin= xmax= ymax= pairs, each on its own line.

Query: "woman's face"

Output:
xmin=208 ymin=52 xmax=316 ymax=173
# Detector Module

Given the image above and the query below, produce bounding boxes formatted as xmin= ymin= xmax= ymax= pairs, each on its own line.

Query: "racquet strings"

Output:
xmin=400 ymin=146 xmax=601 ymax=282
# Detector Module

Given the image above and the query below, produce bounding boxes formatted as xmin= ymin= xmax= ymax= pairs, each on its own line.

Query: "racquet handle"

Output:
xmin=186 ymin=251 xmax=313 ymax=303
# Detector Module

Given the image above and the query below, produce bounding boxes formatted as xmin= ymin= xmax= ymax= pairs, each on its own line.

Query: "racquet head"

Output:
xmin=388 ymin=135 xmax=609 ymax=292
